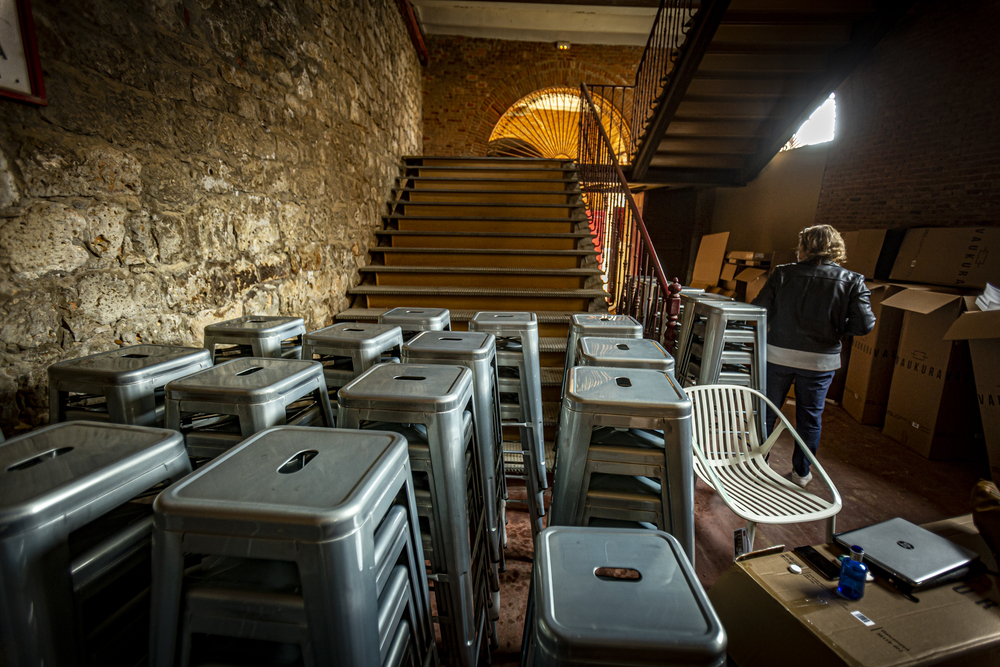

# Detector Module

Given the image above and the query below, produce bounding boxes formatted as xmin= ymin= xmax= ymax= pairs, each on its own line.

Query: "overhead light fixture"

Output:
xmin=556 ymin=41 xmax=570 ymax=51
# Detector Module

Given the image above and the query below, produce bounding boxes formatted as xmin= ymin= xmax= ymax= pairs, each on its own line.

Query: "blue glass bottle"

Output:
xmin=837 ymin=545 xmax=868 ymax=600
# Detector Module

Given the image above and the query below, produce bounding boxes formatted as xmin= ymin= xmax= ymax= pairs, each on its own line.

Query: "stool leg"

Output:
xmin=299 ymin=535 xmax=381 ymax=665
xmin=149 ymin=528 xmax=186 ymax=667
xmin=548 ymin=410 xmax=591 ymax=526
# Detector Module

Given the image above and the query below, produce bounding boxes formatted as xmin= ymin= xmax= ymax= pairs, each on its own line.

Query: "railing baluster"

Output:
xmin=577 ymin=83 xmax=682 ymax=347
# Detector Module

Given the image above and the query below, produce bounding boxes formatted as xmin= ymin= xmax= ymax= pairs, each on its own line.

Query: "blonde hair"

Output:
xmin=798 ymin=225 xmax=847 ymax=264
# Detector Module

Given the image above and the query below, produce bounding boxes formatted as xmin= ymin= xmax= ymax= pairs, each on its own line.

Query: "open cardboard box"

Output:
xmin=842 ymin=283 xmax=926 ymax=425
xmin=945 ymin=303 xmax=1000 ymax=484
xmin=841 ymin=228 xmax=907 ymax=280
xmin=881 ymin=289 xmax=981 ymax=459
xmin=891 ymin=227 xmax=999 ymax=289
xmin=709 ymin=514 xmax=1000 ymax=667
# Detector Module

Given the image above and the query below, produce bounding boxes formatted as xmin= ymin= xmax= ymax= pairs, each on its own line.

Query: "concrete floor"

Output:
xmin=488 ymin=402 xmax=989 ymax=665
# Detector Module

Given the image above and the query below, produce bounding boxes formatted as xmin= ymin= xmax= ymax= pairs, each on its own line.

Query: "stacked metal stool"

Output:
xmin=379 ymin=307 xmax=451 ymax=342
xmin=673 ymin=291 xmax=733 ymax=362
xmin=561 ymin=314 xmax=643 ymax=401
xmin=578 ymin=337 xmax=676 ymax=381
xmin=48 ymin=344 xmax=212 ymax=426
xmin=149 ymin=426 xmax=435 ymax=667
xmin=550 ymin=366 xmax=695 ymax=562
xmin=0 ymin=422 xmax=190 ymax=666
xmin=676 ymin=300 xmax=766 ymax=391
xmin=338 ymin=363 xmax=495 ymax=666
xmin=302 ymin=321 xmax=404 ymax=397
xmin=164 ymin=357 xmax=335 ymax=462
xmin=401 ymin=331 xmax=506 ymax=594
xmin=468 ymin=311 xmax=547 ymax=538
xmin=522 ymin=527 xmax=726 ymax=667
xmin=203 ymin=315 xmax=306 ymax=362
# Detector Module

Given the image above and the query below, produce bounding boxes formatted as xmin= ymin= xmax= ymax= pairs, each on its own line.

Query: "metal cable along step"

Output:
xmin=360 ymin=267 xmax=600 ymax=276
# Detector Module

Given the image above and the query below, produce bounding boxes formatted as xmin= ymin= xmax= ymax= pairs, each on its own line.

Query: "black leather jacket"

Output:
xmin=751 ymin=260 xmax=876 ymax=355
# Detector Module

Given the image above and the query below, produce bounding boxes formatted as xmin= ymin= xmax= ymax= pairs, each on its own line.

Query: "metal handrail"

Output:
xmin=578 ymin=83 xmax=682 ymax=347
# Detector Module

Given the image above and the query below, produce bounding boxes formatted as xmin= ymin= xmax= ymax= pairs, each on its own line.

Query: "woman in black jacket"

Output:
xmin=752 ymin=225 xmax=876 ymax=487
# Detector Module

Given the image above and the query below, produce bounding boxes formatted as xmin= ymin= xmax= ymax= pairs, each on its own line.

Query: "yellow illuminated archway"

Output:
xmin=488 ymin=87 xmax=631 ymax=161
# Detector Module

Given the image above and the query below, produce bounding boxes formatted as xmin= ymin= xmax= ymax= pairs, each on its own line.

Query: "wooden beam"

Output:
xmin=396 ymin=0 xmax=429 ymax=66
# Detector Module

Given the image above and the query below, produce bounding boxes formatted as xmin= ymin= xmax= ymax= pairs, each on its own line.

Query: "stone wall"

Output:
xmin=422 ymin=35 xmax=643 ymax=156
xmin=0 ymin=0 xmax=422 ymax=432
xmin=814 ymin=0 xmax=1000 ymax=230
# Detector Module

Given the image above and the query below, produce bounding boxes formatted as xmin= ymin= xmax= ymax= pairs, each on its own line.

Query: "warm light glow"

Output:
xmin=556 ymin=41 xmax=570 ymax=51
xmin=782 ymin=94 xmax=836 ymax=151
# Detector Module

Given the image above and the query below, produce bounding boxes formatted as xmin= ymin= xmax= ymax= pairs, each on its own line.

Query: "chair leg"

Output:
xmin=826 ymin=515 xmax=837 ymax=544
xmin=746 ymin=521 xmax=756 ymax=552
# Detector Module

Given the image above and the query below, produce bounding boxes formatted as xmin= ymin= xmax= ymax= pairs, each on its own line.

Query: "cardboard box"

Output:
xmin=841 ymin=228 xmax=906 ymax=280
xmin=842 ymin=282 xmax=908 ymax=425
xmin=720 ymin=262 xmax=738 ymax=282
xmin=890 ymin=227 xmax=1000 ymax=289
xmin=708 ymin=515 xmax=1000 ymax=667
xmin=945 ymin=304 xmax=1000 ymax=485
xmin=881 ymin=290 xmax=981 ymax=459
xmin=691 ymin=232 xmax=730 ymax=289
xmin=746 ymin=274 xmax=769 ymax=303
xmin=727 ymin=251 xmax=766 ymax=261
xmin=769 ymin=248 xmax=798 ymax=272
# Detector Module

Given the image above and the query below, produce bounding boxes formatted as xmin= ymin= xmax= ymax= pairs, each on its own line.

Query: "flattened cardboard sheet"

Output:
xmin=691 ymin=232 xmax=730 ymax=289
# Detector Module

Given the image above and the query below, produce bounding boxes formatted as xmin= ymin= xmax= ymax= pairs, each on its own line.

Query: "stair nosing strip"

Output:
xmin=370 ymin=247 xmax=598 ymax=255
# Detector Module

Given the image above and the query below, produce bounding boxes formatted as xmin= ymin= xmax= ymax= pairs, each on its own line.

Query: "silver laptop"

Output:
xmin=835 ymin=517 xmax=979 ymax=588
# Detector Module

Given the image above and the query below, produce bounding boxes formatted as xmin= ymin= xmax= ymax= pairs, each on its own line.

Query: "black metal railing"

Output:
xmin=630 ymin=0 xmax=700 ymax=156
xmin=578 ymin=83 xmax=681 ymax=347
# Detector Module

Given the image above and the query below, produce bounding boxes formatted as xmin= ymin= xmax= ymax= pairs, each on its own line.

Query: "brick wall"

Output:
xmin=0 ymin=0 xmax=421 ymax=431
xmin=422 ymin=35 xmax=643 ymax=156
xmin=815 ymin=0 xmax=1000 ymax=230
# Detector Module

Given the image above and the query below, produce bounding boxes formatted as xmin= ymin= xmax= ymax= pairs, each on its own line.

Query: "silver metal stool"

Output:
xmin=550 ymin=367 xmax=695 ymax=562
xmin=469 ymin=311 xmax=546 ymax=539
xmin=303 ymin=322 xmax=404 ymax=392
xmin=0 ymin=422 xmax=190 ymax=667
xmin=150 ymin=426 xmax=434 ymax=667
xmin=674 ymin=292 xmax=732 ymax=363
xmin=164 ymin=358 xmax=335 ymax=461
xmin=579 ymin=336 xmax=675 ymax=379
xmin=679 ymin=300 xmax=766 ymax=391
xmin=524 ymin=527 xmax=726 ymax=667
xmin=561 ymin=314 xmax=642 ymax=401
xmin=203 ymin=315 xmax=306 ymax=362
xmin=401 ymin=331 xmax=504 ymax=572
xmin=338 ymin=363 xmax=493 ymax=667
xmin=379 ymin=307 xmax=451 ymax=342
xmin=178 ymin=503 xmax=429 ymax=667
xmin=48 ymin=344 xmax=212 ymax=426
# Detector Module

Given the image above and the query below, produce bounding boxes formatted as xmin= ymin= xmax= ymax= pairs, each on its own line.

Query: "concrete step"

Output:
xmin=376 ymin=229 xmax=591 ymax=251
xmin=400 ymin=166 xmax=577 ymax=180
xmin=402 ymin=177 xmax=578 ymax=192
xmin=372 ymin=246 xmax=597 ymax=270
xmin=361 ymin=265 xmax=600 ymax=289
xmin=397 ymin=188 xmax=582 ymax=205
xmin=387 ymin=215 xmax=585 ymax=234
xmin=388 ymin=201 xmax=584 ymax=219
xmin=349 ymin=285 xmax=607 ymax=312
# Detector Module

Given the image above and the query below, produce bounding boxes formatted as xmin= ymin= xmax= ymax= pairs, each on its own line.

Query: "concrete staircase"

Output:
xmin=336 ymin=156 xmax=609 ymax=462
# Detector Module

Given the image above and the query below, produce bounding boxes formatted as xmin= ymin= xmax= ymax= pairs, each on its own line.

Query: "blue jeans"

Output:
xmin=765 ymin=363 xmax=836 ymax=477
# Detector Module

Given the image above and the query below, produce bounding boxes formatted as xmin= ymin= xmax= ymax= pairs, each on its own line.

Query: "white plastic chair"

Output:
xmin=686 ymin=384 xmax=842 ymax=551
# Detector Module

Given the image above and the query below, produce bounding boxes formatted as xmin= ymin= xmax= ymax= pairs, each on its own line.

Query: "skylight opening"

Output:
xmin=781 ymin=93 xmax=836 ymax=152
